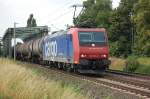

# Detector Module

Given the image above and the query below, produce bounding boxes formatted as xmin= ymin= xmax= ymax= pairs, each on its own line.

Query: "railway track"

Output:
xmin=93 ymin=77 xmax=150 ymax=98
xmin=104 ymin=69 xmax=150 ymax=90
xmin=76 ymin=74 xmax=150 ymax=98
xmin=106 ymin=69 xmax=150 ymax=80
xmin=42 ymin=66 xmax=150 ymax=98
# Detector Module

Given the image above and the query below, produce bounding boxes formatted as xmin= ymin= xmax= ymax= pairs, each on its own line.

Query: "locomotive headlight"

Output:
xmin=81 ymin=54 xmax=86 ymax=58
xmin=103 ymin=54 xmax=107 ymax=58
xmin=101 ymin=54 xmax=107 ymax=58
xmin=81 ymin=54 xmax=84 ymax=58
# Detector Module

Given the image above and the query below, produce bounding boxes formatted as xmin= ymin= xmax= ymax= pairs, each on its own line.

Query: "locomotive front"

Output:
xmin=71 ymin=28 xmax=111 ymax=73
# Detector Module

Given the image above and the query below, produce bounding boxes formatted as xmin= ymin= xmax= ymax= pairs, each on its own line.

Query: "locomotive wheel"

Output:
xmin=58 ymin=62 xmax=63 ymax=69
xmin=62 ymin=63 xmax=66 ymax=71
xmin=67 ymin=67 xmax=72 ymax=72
xmin=66 ymin=64 xmax=73 ymax=72
xmin=48 ymin=61 xmax=53 ymax=68
xmin=73 ymin=64 xmax=78 ymax=73
xmin=48 ymin=61 xmax=54 ymax=68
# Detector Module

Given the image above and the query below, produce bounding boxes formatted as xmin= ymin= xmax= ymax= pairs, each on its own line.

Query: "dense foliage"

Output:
xmin=74 ymin=0 xmax=150 ymax=57
xmin=133 ymin=0 xmax=150 ymax=56
xmin=109 ymin=0 xmax=137 ymax=57
xmin=74 ymin=0 xmax=112 ymax=28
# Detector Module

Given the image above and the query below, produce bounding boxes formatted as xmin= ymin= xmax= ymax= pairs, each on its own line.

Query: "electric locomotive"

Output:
xmin=67 ymin=28 xmax=110 ymax=73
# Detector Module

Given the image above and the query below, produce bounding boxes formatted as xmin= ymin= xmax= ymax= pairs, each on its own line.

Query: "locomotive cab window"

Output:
xmin=78 ymin=31 xmax=107 ymax=46
xmin=79 ymin=33 xmax=92 ymax=42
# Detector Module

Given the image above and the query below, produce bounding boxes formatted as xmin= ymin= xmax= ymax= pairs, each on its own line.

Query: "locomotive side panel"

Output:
xmin=43 ymin=34 xmax=73 ymax=63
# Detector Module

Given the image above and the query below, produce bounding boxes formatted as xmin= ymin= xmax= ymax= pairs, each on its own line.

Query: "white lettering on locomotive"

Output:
xmin=45 ymin=40 xmax=57 ymax=60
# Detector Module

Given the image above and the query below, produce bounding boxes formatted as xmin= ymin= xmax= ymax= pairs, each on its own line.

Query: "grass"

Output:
xmin=137 ymin=57 xmax=150 ymax=66
xmin=109 ymin=57 xmax=125 ymax=71
xmin=0 ymin=58 xmax=88 ymax=99
xmin=135 ymin=57 xmax=150 ymax=74
xmin=109 ymin=57 xmax=150 ymax=74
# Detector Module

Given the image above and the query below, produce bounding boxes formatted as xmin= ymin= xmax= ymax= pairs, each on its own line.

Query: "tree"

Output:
xmin=109 ymin=0 xmax=138 ymax=57
xmin=27 ymin=14 xmax=37 ymax=27
xmin=133 ymin=0 xmax=150 ymax=56
xmin=74 ymin=0 xmax=112 ymax=29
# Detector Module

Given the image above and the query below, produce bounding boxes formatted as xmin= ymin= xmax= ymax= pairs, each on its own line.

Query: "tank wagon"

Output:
xmin=16 ymin=28 xmax=111 ymax=74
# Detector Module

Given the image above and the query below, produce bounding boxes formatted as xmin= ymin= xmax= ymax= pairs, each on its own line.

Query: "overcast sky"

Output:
xmin=0 ymin=0 xmax=120 ymax=37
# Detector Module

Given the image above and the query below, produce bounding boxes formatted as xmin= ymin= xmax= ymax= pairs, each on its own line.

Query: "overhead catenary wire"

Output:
xmin=46 ymin=8 xmax=73 ymax=24
xmin=46 ymin=6 xmax=83 ymax=26
xmin=39 ymin=0 xmax=84 ymax=31
xmin=43 ymin=0 xmax=83 ymax=25
xmin=42 ymin=0 xmax=74 ymax=23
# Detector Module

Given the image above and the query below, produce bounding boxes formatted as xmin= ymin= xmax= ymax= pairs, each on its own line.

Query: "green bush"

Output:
xmin=109 ymin=42 xmax=119 ymax=57
xmin=124 ymin=56 xmax=140 ymax=72
xmin=109 ymin=41 xmax=131 ymax=58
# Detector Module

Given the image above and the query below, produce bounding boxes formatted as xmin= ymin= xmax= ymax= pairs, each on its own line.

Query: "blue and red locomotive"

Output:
xmin=16 ymin=28 xmax=111 ymax=74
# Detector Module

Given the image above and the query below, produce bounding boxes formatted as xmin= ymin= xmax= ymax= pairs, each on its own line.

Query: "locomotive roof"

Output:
xmin=50 ymin=30 xmax=68 ymax=37
xmin=49 ymin=27 xmax=106 ymax=38
xmin=70 ymin=27 xmax=106 ymax=32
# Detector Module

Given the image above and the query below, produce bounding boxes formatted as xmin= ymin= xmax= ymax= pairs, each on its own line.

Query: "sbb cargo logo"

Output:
xmin=45 ymin=41 xmax=57 ymax=60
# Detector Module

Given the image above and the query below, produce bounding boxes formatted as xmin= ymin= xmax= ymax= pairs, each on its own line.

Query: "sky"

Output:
xmin=0 ymin=0 xmax=120 ymax=37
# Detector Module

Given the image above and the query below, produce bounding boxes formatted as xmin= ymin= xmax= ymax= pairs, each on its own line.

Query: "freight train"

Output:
xmin=15 ymin=28 xmax=111 ymax=74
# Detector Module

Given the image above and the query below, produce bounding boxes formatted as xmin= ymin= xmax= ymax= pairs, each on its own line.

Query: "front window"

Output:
xmin=79 ymin=31 xmax=107 ymax=46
